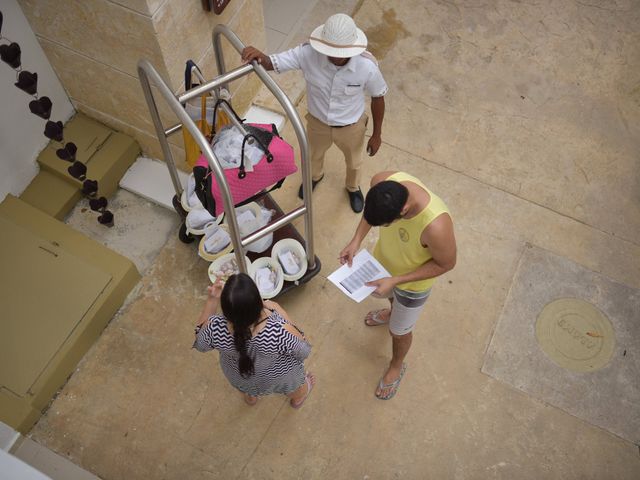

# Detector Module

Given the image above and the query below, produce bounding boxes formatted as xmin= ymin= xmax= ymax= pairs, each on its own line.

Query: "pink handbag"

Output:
xmin=193 ymin=122 xmax=297 ymax=217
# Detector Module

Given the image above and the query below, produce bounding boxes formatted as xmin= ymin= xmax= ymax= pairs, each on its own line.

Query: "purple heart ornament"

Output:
xmin=15 ymin=71 xmax=38 ymax=95
xmin=29 ymin=96 xmax=52 ymax=120
xmin=44 ymin=120 xmax=63 ymax=142
xmin=0 ymin=42 xmax=21 ymax=69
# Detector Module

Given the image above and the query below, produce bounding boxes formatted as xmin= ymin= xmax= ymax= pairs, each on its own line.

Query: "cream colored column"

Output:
xmin=18 ymin=0 xmax=266 ymax=170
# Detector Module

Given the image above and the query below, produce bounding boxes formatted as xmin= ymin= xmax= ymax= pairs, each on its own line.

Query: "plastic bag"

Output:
xmin=212 ymin=125 xmax=265 ymax=170
xmin=235 ymin=204 xmax=275 ymax=253
xmin=185 ymin=174 xmax=203 ymax=209
xmin=203 ymin=223 xmax=231 ymax=254
xmin=186 ymin=207 xmax=216 ymax=233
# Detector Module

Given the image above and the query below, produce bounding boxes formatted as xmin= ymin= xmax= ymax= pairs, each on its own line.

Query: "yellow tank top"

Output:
xmin=373 ymin=172 xmax=450 ymax=291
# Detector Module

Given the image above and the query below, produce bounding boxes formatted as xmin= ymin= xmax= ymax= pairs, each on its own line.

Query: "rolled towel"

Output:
xmin=186 ymin=174 xmax=196 ymax=198
xmin=237 ymin=209 xmax=256 ymax=225
xmin=278 ymin=250 xmax=300 ymax=275
xmin=188 ymin=191 xmax=202 ymax=209
xmin=260 ymin=208 xmax=275 ymax=224
xmin=237 ymin=209 xmax=257 ymax=235
xmin=187 ymin=208 xmax=215 ymax=230
xmin=255 ymin=267 xmax=276 ymax=292
xmin=204 ymin=228 xmax=230 ymax=253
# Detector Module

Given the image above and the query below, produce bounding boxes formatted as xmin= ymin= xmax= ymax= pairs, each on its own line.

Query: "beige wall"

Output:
xmin=18 ymin=0 xmax=266 ymax=170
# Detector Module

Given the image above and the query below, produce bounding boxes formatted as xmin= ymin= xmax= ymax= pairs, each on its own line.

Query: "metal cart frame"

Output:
xmin=137 ymin=24 xmax=319 ymax=288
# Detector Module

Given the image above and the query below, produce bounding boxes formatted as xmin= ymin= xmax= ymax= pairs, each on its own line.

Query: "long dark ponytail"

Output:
xmin=220 ymin=273 xmax=262 ymax=377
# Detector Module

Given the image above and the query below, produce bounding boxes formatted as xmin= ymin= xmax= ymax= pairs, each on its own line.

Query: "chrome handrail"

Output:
xmin=212 ymin=24 xmax=315 ymax=269
xmin=137 ymin=59 xmax=246 ymax=271
xmin=137 ymin=24 xmax=316 ymax=274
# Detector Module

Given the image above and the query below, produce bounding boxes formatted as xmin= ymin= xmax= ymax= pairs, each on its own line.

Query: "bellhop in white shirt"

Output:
xmin=242 ymin=13 xmax=388 ymax=213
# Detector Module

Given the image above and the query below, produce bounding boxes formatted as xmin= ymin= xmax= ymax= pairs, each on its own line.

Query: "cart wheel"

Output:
xmin=178 ymin=223 xmax=195 ymax=244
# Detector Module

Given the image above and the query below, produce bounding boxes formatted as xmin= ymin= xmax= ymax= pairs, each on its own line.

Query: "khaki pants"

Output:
xmin=305 ymin=113 xmax=368 ymax=192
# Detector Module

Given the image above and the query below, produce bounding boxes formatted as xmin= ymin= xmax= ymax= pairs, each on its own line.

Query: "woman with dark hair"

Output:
xmin=194 ymin=273 xmax=315 ymax=407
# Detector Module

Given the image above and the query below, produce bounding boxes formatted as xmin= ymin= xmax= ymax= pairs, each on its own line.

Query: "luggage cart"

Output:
xmin=137 ymin=24 xmax=321 ymax=295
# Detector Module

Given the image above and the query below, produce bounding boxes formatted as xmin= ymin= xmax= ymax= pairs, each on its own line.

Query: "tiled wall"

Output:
xmin=18 ymin=0 xmax=266 ymax=170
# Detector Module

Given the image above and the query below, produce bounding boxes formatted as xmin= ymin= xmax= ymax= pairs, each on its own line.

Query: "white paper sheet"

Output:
xmin=328 ymin=250 xmax=391 ymax=302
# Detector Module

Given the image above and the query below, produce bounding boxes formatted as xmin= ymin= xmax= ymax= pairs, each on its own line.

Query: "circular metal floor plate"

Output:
xmin=535 ymin=298 xmax=615 ymax=372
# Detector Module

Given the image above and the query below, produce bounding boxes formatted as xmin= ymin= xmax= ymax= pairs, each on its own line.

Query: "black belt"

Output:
xmin=330 ymin=122 xmax=356 ymax=128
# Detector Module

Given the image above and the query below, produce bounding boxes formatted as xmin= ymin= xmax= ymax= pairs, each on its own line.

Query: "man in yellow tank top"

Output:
xmin=339 ymin=171 xmax=457 ymax=399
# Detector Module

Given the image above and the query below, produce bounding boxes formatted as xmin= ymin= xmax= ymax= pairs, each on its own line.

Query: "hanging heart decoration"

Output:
xmin=55 ymin=142 xmax=77 ymax=162
xmin=98 ymin=210 xmax=114 ymax=226
xmin=15 ymin=71 xmax=38 ymax=95
xmin=1 ymin=14 xmax=114 ymax=229
xmin=82 ymin=179 xmax=99 ymax=196
xmin=29 ymin=96 xmax=52 ymax=119
xmin=0 ymin=42 xmax=21 ymax=69
xmin=67 ymin=161 xmax=87 ymax=180
xmin=89 ymin=196 xmax=108 ymax=212
xmin=44 ymin=120 xmax=63 ymax=141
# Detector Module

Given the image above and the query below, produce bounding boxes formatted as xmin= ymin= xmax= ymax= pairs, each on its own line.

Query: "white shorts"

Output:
xmin=384 ymin=288 xmax=431 ymax=335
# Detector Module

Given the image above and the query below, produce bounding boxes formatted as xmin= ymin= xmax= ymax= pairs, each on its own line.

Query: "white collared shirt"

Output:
xmin=270 ymin=44 xmax=388 ymax=126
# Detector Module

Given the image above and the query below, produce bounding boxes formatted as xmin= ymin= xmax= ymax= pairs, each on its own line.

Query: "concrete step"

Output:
xmin=0 ymin=195 xmax=140 ymax=434
xmin=20 ymin=113 xmax=139 ymax=218
xmin=20 ymin=171 xmax=80 ymax=220
xmin=37 ymin=113 xmax=112 ymax=183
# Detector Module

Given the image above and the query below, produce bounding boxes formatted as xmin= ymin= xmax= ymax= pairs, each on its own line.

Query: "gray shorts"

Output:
xmin=374 ymin=287 xmax=431 ymax=335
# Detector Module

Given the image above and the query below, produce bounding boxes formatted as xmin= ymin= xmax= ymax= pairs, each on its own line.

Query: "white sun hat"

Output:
xmin=309 ymin=13 xmax=367 ymax=58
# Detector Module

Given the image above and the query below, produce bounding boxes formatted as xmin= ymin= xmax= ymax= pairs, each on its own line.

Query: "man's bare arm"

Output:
xmin=395 ymin=214 xmax=456 ymax=285
xmin=367 ymin=96 xmax=385 ymax=155
xmin=241 ymin=46 xmax=274 ymax=71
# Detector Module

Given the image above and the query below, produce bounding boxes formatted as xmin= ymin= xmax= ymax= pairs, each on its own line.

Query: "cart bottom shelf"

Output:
xmin=172 ymin=193 xmax=321 ymax=298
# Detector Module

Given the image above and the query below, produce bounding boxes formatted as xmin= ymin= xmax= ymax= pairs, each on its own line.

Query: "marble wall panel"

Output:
xmin=75 ymin=100 xmax=189 ymax=171
xmin=153 ymin=0 xmax=265 ymax=90
xmin=38 ymin=37 xmax=184 ymax=147
xmin=18 ymin=0 xmax=164 ymax=76
xmin=107 ymin=0 xmax=151 ymax=15
xmin=219 ymin=0 xmax=266 ymax=77
xmin=19 ymin=0 xmax=268 ymax=166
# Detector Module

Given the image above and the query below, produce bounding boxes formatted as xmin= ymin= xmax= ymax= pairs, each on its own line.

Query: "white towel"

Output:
xmin=186 ymin=174 xmax=196 ymax=198
xmin=255 ymin=267 xmax=276 ymax=292
xmin=237 ymin=209 xmax=256 ymax=225
xmin=188 ymin=191 xmax=202 ymax=209
xmin=212 ymin=126 xmax=265 ymax=170
xmin=237 ymin=209 xmax=258 ymax=235
xmin=204 ymin=228 xmax=230 ymax=253
xmin=278 ymin=250 xmax=300 ymax=275
xmin=187 ymin=208 xmax=215 ymax=230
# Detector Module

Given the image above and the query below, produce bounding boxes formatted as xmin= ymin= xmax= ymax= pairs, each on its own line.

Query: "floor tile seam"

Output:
xmin=378 ymin=139 xmax=640 ymax=248
xmin=235 ymin=284 xmax=342 ymax=477
xmin=482 ymin=363 xmax=640 ymax=450
xmin=236 ymin=398 xmax=289 ymax=479
xmin=479 ymin=243 xmax=529 ymax=369
xmin=265 ymin=25 xmax=289 ymax=36
xmin=272 ymin=0 xmax=320 ymax=48
xmin=352 ymin=0 xmax=367 ymax=18
xmin=273 ymin=278 xmax=339 ymax=367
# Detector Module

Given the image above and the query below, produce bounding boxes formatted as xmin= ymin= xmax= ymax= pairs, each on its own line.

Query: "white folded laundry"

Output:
xmin=278 ymin=250 xmax=300 ymax=275
xmin=212 ymin=126 xmax=265 ymax=170
xmin=186 ymin=174 xmax=196 ymax=198
xmin=204 ymin=228 xmax=230 ymax=253
xmin=261 ymin=208 xmax=275 ymax=223
xmin=188 ymin=191 xmax=202 ymax=209
xmin=187 ymin=208 xmax=215 ymax=230
xmin=237 ymin=209 xmax=258 ymax=235
xmin=255 ymin=267 xmax=276 ymax=292
xmin=237 ymin=209 xmax=256 ymax=225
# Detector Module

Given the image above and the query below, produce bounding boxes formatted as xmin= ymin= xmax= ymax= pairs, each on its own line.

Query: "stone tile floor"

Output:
xmin=27 ymin=1 xmax=640 ymax=479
